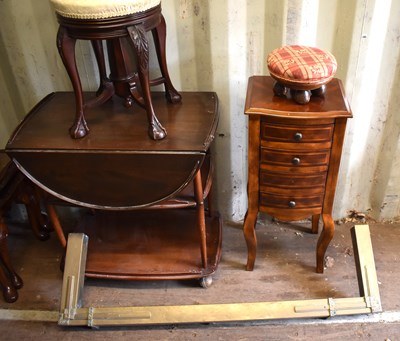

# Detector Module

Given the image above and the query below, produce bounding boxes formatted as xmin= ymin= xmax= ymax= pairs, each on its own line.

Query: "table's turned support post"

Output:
xmin=194 ymin=170 xmax=208 ymax=269
xmin=46 ymin=204 xmax=67 ymax=248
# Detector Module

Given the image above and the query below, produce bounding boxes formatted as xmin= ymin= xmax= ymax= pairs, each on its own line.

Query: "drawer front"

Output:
xmin=261 ymin=123 xmax=333 ymax=143
xmin=260 ymin=193 xmax=323 ymax=209
xmin=259 ymin=185 xmax=325 ymax=196
xmin=260 ymin=171 xmax=327 ymax=188
xmin=260 ymin=148 xmax=330 ymax=167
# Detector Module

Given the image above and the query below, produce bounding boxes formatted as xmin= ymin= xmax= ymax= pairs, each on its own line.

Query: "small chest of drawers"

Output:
xmin=243 ymin=76 xmax=352 ymax=273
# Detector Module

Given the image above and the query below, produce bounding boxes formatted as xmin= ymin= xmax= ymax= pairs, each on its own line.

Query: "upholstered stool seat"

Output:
xmin=267 ymin=45 xmax=337 ymax=104
xmin=51 ymin=0 xmax=161 ymax=19
xmin=50 ymin=0 xmax=181 ymax=139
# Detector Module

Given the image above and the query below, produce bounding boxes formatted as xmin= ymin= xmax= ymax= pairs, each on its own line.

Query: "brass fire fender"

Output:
xmin=55 ymin=224 xmax=382 ymax=327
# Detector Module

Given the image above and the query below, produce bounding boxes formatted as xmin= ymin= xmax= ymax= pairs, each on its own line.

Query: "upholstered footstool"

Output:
xmin=50 ymin=0 xmax=181 ymax=140
xmin=267 ymin=45 xmax=337 ymax=104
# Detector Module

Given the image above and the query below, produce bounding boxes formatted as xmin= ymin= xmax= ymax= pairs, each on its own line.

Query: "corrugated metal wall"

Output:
xmin=0 ymin=0 xmax=399 ymax=221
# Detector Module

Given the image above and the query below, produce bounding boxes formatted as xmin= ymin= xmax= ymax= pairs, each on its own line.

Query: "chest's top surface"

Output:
xmin=245 ymin=76 xmax=352 ymax=119
xmin=6 ymin=92 xmax=218 ymax=154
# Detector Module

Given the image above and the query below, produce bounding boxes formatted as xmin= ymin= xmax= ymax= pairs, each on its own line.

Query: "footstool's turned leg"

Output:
xmin=56 ymin=26 xmax=89 ymax=139
xmin=272 ymin=82 xmax=288 ymax=97
xmin=128 ymin=25 xmax=167 ymax=140
xmin=152 ymin=15 xmax=182 ymax=104
xmin=46 ymin=205 xmax=67 ymax=248
xmin=293 ymin=89 xmax=311 ymax=104
xmin=312 ymin=84 xmax=327 ymax=97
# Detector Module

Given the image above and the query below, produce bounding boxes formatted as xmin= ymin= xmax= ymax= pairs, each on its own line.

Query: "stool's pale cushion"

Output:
xmin=50 ymin=0 xmax=161 ymax=19
xmin=267 ymin=45 xmax=337 ymax=84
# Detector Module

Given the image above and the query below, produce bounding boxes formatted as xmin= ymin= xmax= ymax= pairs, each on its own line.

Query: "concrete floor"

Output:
xmin=0 ymin=208 xmax=399 ymax=340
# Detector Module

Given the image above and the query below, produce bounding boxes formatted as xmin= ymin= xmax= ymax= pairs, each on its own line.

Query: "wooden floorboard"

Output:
xmin=1 ymin=208 xmax=399 ymax=339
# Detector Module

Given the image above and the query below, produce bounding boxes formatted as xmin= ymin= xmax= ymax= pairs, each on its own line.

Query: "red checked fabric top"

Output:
xmin=267 ymin=45 xmax=337 ymax=83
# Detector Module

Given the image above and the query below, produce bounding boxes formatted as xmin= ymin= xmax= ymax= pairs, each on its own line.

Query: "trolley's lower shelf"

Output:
xmin=73 ymin=208 xmax=222 ymax=281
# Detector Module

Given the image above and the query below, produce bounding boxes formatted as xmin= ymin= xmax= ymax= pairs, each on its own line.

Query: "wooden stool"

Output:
xmin=0 ymin=156 xmax=23 ymax=303
xmin=50 ymin=0 xmax=181 ymax=140
xmin=267 ymin=45 xmax=337 ymax=104
xmin=0 ymin=154 xmax=50 ymax=302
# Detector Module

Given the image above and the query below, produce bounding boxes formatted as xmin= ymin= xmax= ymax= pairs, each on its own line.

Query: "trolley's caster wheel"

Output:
xmin=199 ymin=276 xmax=213 ymax=288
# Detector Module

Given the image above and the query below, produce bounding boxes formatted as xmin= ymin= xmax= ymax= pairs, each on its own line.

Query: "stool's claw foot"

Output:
xmin=69 ymin=116 xmax=89 ymax=139
xmin=148 ymin=120 xmax=167 ymax=140
xmin=166 ymin=88 xmax=182 ymax=104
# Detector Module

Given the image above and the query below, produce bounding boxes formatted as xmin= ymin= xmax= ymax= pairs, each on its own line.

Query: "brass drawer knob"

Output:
xmin=288 ymin=200 xmax=296 ymax=208
xmin=294 ymin=132 xmax=303 ymax=141
xmin=292 ymin=157 xmax=301 ymax=165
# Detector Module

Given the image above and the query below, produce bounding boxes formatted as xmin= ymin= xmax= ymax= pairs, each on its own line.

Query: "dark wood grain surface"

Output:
xmin=7 ymin=91 xmax=218 ymax=152
xmin=6 ymin=92 xmax=219 ymax=208
xmin=245 ymin=76 xmax=352 ymax=118
xmin=75 ymin=209 xmax=221 ymax=280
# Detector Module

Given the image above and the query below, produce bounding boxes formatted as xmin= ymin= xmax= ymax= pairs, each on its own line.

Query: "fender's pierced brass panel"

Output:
xmin=57 ymin=225 xmax=382 ymax=327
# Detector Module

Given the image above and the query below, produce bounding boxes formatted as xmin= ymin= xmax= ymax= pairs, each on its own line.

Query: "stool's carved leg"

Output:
xmin=86 ymin=40 xmax=114 ymax=108
xmin=316 ymin=213 xmax=335 ymax=273
xmin=128 ymin=25 xmax=167 ymax=140
xmin=46 ymin=205 xmax=66 ymax=248
xmin=0 ymin=218 xmax=23 ymax=292
xmin=57 ymin=26 xmax=89 ymax=139
xmin=152 ymin=15 xmax=182 ymax=104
